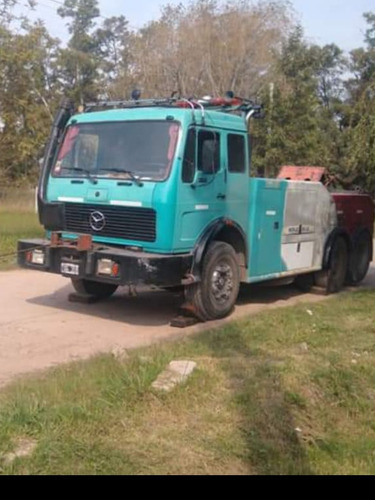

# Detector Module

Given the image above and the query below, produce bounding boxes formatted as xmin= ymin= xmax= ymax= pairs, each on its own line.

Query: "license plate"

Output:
xmin=61 ymin=263 xmax=79 ymax=276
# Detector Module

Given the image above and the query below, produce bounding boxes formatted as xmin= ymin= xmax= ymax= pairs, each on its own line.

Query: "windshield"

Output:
xmin=52 ymin=120 xmax=180 ymax=182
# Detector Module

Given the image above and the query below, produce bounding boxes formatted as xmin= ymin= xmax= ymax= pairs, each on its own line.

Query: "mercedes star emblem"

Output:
xmin=89 ymin=211 xmax=106 ymax=231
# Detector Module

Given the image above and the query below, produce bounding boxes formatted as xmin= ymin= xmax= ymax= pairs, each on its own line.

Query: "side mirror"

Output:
xmin=252 ymin=105 xmax=265 ymax=119
xmin=246 ymin=105 xmax=265 ymax=126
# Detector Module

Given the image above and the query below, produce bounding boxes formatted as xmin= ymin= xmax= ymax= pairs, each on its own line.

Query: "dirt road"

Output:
xmin=0 ymin=265 xmax=374 ymax=388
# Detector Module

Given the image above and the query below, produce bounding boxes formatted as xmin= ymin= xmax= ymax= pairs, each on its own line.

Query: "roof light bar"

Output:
xmin=83 ymin=94 xmax=263 ymax=118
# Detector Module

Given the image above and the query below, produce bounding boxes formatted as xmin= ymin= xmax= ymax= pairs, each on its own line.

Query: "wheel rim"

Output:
xmin=211 ymin=263 xmax=234 ymax=305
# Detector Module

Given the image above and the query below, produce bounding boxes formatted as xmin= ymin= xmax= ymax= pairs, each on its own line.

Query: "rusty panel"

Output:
xmin=278 ymin=166 xmax=326 ymax=182
xmin=332 ymin=193 xmax=375 ymax=238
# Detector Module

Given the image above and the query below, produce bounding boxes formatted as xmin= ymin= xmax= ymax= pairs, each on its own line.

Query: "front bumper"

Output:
xmin=18 ymin=238 xmax=193 ymax=287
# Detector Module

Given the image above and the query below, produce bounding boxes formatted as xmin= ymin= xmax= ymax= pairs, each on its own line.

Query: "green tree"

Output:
xmin=95 ymin=15 xmax=131 ymax=88
xmin=252 ymin=27 xmax=330 ymax=177
xmin=57 ymin=0 xmax=100 ymax=104
xmin=0 ymin=22 xmax=61 ymax=184
xmin=345 ymin=12 xmax=375 ymax=194
xmin=364 ymin=11 xmax=375 ymax=48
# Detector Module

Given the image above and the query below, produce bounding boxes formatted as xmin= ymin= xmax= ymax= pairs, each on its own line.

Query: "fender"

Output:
xmin=190 ymin=218 xmax=248 ymax=277
xmin=322 ymin=227 xmax=352 ymax=269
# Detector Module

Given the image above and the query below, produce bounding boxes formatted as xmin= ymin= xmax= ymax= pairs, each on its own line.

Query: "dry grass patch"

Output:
xmin=0 ymin=189 xmax=43 ymax=270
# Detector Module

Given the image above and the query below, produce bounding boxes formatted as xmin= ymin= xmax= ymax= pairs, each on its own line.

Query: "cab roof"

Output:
xmin=69 ymin=107 xmax=248 ymax=133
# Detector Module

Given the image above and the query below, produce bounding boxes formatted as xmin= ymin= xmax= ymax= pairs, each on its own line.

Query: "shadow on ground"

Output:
xmin=26 ymin=264 xmax=375 ymax=328
xmin=27 ymin=284 xmax=184 ymax=327
xmin=26 ymin=279 xmax=319 ymax=328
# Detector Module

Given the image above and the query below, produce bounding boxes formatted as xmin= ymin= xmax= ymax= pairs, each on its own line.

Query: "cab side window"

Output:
xmin=198 ymin=130 xmax=220 ymax=174
xmin=182 ymin=129 xmax=196 ymax=183
xmin=227 ymin=134 xmax=245 ymax=173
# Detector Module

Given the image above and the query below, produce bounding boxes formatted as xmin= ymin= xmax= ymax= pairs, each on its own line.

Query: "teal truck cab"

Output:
xmin=18 ymin=95 xmax=374 ymax=321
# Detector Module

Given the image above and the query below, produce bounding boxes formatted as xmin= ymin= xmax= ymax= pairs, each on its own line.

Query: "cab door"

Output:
xmin=224 ymin=132 xmax=250 ymax=233
xmin=175 ymin=127 xmax=226 ymax=251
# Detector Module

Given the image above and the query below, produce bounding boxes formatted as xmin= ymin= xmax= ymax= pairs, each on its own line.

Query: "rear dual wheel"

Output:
xmin=315 ymin=236 xmax=348 ymax=294
xmin=347 ymin=232 xmax=372 ymax=285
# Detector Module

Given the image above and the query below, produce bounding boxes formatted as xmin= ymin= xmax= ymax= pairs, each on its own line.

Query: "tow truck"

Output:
xmin=18 ymin=94 xmax=374 ymax=321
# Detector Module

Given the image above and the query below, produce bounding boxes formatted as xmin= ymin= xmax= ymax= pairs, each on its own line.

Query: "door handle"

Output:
xmin=217 ymin=193 xmax=226 ymax=200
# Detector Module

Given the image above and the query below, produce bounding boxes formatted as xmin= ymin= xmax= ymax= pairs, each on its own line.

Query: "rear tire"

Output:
xmin=347 ymin=232 xmax=372 ymax=285
xmin=71 ymin=278 xmax=118 ymax=298
xmin=185 ymin=241 xmax=240 ymax=321
xmin=315 ymin=237 xmax=348 ymax=294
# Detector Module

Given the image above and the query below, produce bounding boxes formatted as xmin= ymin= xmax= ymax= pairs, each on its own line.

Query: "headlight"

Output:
xmin=97 ymin=259 xmax=119 ymax=277
xmin=30 ymin=249 xmax=45 ymax=265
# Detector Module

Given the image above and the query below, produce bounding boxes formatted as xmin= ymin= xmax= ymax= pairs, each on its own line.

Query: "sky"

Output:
xmin=13 ymin=0 xmax=375 ymax=52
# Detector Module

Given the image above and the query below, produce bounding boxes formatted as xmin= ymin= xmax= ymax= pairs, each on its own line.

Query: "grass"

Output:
xmin=0 ymin=290 xmax=375 ymax=475
xmin=0 ymin=189 xmax=43 ymax=270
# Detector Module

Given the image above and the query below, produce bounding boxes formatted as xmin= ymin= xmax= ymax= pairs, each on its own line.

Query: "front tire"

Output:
xmin=185 ymin=241 xmax=240 ymax=321
xmin=71 ymin=278 xmax=118 ymax=298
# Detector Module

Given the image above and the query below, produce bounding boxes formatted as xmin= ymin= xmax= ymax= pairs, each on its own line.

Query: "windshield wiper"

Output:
xmin=63 ymin=167 xmax=97 ymax=184
xmin=98 ymin=168 xmax=143 ymax=186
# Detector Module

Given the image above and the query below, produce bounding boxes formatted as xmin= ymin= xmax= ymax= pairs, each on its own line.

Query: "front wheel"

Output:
xmin=185 ymin=241 xmax=240 ymax=321
xmin=71 ymin=278 xmax=118 ymax=298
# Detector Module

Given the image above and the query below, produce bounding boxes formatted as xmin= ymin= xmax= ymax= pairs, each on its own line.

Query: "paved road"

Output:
xmin=0 ymin=265 xmax=374 ymax=388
